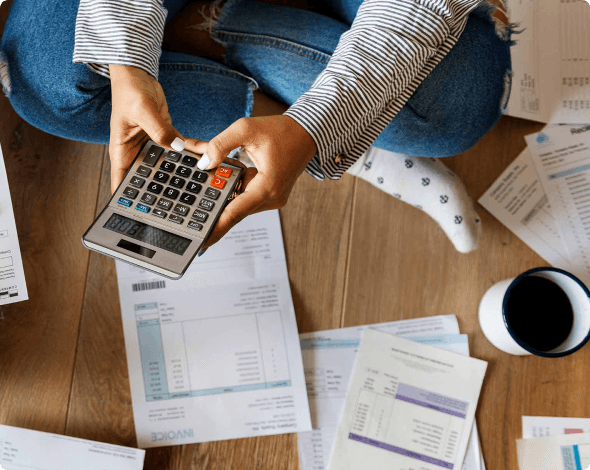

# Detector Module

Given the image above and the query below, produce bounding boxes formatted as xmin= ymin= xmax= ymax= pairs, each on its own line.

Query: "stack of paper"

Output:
xmin=517 ymin=416 xmax=590 ymax=470
xmin=479 ymin=124 xmax=590 ymax=286
xmin=297 ymin=316 xmax=488 ymax=470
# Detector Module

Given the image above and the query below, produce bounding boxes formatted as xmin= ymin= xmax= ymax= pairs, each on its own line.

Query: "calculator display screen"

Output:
xmin=104 ymin=213 xmax=191 ymax=256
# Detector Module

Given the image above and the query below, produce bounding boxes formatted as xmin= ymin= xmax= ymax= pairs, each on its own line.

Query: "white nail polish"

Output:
xmin=171 ymin=137 xmax=185 ymax=152
xmin=198 ymin=153 xmax=210 ymax=170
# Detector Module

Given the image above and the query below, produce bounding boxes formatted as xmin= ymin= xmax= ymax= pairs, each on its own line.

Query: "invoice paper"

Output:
xmin=0 ymin=424 xmax=145 ymax=470
xmin=478 ymin=147 xmax=587 ymax=284
xmin=525 ymin=125 xmax=590 ymax=281
xmin=505 ymin=0 xmax=590 ymax=124
xmin=0 ymin=143 xmax=28 ymax=305
xmin=327 ymin=329 xmax=487 ymax=470
xmin=116 ymin=210 xmax=312 ymax=448
xmin=517 ymin=431 xmax=590 ymax=470
xmin=298 ymin=318 xmax=485 ymax=470
xmin=522 ymin=416 xmax=590 ymax=438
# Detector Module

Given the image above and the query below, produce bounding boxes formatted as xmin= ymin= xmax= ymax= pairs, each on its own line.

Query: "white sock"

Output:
xmin=347 ymin=147 xmax=482 ymax=253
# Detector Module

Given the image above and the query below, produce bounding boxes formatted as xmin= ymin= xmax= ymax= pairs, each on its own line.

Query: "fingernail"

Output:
xmin=171 ymin=137 xmax=185 ymax=152
xmin=197 ymin=153 xmax=210 ymax=170
xmin=197 ymin=248 xmax=208 ymax=257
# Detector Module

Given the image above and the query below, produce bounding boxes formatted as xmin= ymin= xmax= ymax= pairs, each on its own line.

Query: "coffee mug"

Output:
xmin=478 ymin=267 xmax=590 ymax=357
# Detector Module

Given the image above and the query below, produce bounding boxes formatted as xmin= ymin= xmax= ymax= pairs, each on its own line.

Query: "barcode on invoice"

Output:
xmin=132 ymin=280 xmax=166 ymax=292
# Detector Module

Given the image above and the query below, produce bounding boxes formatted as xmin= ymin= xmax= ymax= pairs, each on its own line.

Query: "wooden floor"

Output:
xmin=1 ymin=6 xmax=589 ymax=470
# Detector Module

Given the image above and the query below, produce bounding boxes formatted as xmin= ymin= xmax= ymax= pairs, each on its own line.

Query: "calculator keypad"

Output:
xmin=147 ymin=182 xmax=164 ymax=194
xmin=163 ymin=187 xmax=180 ymax=199
xmin=140 ymin=193 xmax=157 ymax=205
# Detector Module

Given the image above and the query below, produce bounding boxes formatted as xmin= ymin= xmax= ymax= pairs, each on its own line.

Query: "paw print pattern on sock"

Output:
xmin=364 ymin=161 xmax=372 ymax=170
xmin=455 ymin=215 xmax=463 ymax=224
xmin=377 ymin=177 xmax=384 ymax=184
xmin=415 ymin=204 xmax=423 ymax=210
xmin=440 ymin=195 xmax=449 ymax=203
xmin=393 ymin=193 xmax=402 ymax=199
xmin=404 ymin=159 xmax=414 ymax=168
xmin=422 ymin=177 xmax=430 ymax=186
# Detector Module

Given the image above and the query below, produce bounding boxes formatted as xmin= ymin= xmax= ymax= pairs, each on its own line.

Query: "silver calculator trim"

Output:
xmin=81 ymin=140 xmax=243 ymax=280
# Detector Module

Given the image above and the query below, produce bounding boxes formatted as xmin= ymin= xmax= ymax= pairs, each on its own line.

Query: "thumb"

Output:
xmin=138 ymin=104 xmax=184 ymax=150
xmin=200 ymin=118 xmax=249 ymax=170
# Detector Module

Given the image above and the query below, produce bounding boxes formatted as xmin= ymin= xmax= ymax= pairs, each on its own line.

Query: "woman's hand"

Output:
xmin=108 ymin=64 xmax=202 ymax=192
xmin=194 ymin=115 xmax=318 ymax=251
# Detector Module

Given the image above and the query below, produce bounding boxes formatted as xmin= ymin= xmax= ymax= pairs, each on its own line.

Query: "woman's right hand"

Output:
xmin=108 ymin=64 xmax=203 ymax=192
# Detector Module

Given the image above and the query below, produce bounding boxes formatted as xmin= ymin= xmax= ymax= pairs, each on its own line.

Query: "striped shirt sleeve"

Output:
xmin=73 ymin=0 xmax=167 ymax=79
xmin=284 ymin=0 xmax=483 ymax=181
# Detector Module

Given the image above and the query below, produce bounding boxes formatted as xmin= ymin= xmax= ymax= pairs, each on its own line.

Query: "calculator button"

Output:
xmin=187 ymin=221 xmax=203 ymax=231
xmin=176 ymin=166 xmax=192 ymax=177
xmin=192 ymin=171 xmax=208 ymax=183
xmin=142 ymin=145 xmax=164 ymax=167
xmin=136 ymin=166 xmax=152 ymax=177
xmin=153 ymin=171 xmax=170 ymax=184
xmin=169 ymin=176 xmax=185 ymax=189
xmin=168 ymin=214 xmax=184 ymax=224
xmin=173 ymin=204 xmax=190 ymax=216
xmin=147 ymin=182 xmax=164 ymax=194
xmin=179 ymin=192 xmax=196 ymax=205
xmin=135 ymin=203 xmax=151 ymax=214
xmin=192 ymin=210 xmax=208 ymax=223
xmin=140 ymin=193 xmax=157 ymax=205
xmin=163 ymin=187 xmax=180 ymax=199
xmin=152 ymin=209 xmax=167 ymax=219
xmin=198 ymin=199 xmax=215 ymax=211
xmin=204 ymin=187 xmax=221 ymax=200
xmin=122 ymin=187 xmax=139 ymax=199
xmin=186 ymin=182 xmax=202 ymax=194
xmin=165 ymin=151 xmax=182 ymax=162
xmin=181 ymin=155 xmax=198 ymax=167
xmin=117 ymin=197 xmax=133 ymax=207
xmin=157 ymin=198 xmax=174 ymax=210
xmin=129 ymin=176 xmax=146 ymax=188
xmin=216 ymin=167 xmax=232 ymax=178
xmin=210 ymin=177 xmax=226 ymax=189
xmin=160 ymin=161 xmax=176 ymax=173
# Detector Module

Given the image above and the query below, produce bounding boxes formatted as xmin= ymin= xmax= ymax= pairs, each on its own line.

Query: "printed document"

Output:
xmin=327 ymin=329 xmax=487 ymax=470
xmin=524 ymin=125 xmax=590 ymax=281
xmin=116 ymin=210 xmax=311 ymax=448
xmin=478 ymin=147 xmax=588 ymax=285
xmin=298 ymin=317 xmax=485 ymax=470
xmin=0 ymin=424 xmax=145 ymax=470
xmin=0 ymin=143 xmax=28 ymax=305
xmin=517 ymin=431 xmax=590 ymax=470
xmin=505 ymin=0 xmax=590 ymax=124
xmin=522 ymin=416 xmax=590 ymax=438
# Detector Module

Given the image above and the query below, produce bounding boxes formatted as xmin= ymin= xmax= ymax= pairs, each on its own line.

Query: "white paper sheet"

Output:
xmin=478 ymin=147 xmax=585 ymax=283
xmin=505 ymin=0 xmax=590 ymax=124
xmin=297 ymin=318 xmax=485 ymax=470
xmin=517 ymin=432 xmax=590 ymax=470
xmin=0 ymin=143 xmax=28 ymax=305
xmin=327 ymin=329 xmax=487 ymax=470
xmin=524 ymin=125 xmax=590 ymax=282
xmin=0 ymin=424 xmax=145 ymax=470
xmin=115 ymin=210 xmax=312 ymax=448
xmin=522 ymin=416 xmax=590 ymax=439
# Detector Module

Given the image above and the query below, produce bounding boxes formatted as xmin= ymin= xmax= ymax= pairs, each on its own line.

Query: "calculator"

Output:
xmin=82 ymin=140 xmax=244 ymax=279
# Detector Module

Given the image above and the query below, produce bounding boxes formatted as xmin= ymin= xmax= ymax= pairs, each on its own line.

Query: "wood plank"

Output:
xmin=0 ymin=0 xmax=104 ymax=431
xmin=342 ymin=115 xmax=590 ymax=470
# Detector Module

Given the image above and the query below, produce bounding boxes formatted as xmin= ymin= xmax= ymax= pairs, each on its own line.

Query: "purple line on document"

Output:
xmin=395 ymin=395 xmax=466 ymax=418
xmin=348 ymin=433 xmax=454 ymax=469
xmin=395 ymin=383 xmax=468 ymax=418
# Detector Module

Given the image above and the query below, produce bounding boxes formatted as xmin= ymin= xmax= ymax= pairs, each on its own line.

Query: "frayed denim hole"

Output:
xmin=475 ymin=0 xmax=524 ymax=46
xmin=0 ymin=51 xmax=11 ymax=96
xmin=500 ymin=69 xmax=513 ymax=113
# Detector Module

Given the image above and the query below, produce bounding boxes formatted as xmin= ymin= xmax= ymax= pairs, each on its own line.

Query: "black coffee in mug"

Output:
xmin=504 ymin=276 xmax=574 ymax=352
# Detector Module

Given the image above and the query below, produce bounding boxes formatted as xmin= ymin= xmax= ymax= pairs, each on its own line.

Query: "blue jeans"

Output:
xmin=0 ymin=0 xmax=514 ymax=158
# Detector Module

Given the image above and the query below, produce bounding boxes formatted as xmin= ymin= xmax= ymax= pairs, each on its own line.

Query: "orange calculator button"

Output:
xmin=210 ymin=177 xmax=227 ymax=189
xmin=215 ymin=167 xmax=232 ymax=178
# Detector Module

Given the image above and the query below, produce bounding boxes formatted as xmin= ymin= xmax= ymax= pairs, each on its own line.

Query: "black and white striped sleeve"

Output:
xmin=73 ymin=0 xmax=167 ymax=79
xmin=284 ymin=0 xmax=483 ymax=181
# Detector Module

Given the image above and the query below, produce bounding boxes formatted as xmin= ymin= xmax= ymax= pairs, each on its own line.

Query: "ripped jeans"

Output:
xmin=0 ymin=0 xmax=514 ymax=159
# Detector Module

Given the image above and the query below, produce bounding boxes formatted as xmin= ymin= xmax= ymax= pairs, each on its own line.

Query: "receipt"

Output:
xmin=0 ymin=143 xmax=28 ymax=305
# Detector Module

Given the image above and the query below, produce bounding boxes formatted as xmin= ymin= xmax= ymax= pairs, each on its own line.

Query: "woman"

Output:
xmin=0 ymin=0 xmax=515 ymax=253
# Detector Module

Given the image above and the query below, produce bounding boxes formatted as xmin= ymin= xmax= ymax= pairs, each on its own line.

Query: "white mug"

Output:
xmin=478 ymin=267 xmax=590 ymax=357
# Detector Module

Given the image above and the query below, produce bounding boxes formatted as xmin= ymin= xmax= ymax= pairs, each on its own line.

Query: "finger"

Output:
xmin=109 ymin=134 xmax=147 ymax=193
xmin=199 ymin=118 xmax=250 ymax=171
xmin=183 ymin=138 xmax=209 ymax=156
xmin=137 ymin=101 xmax=184 ymax=150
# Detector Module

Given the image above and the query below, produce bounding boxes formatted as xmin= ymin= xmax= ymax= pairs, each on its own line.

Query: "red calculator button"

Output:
xmin=215 ymin=167 xmax=232 ymax=178
xmin=210 ymin=177 xmax=226 ymax=189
